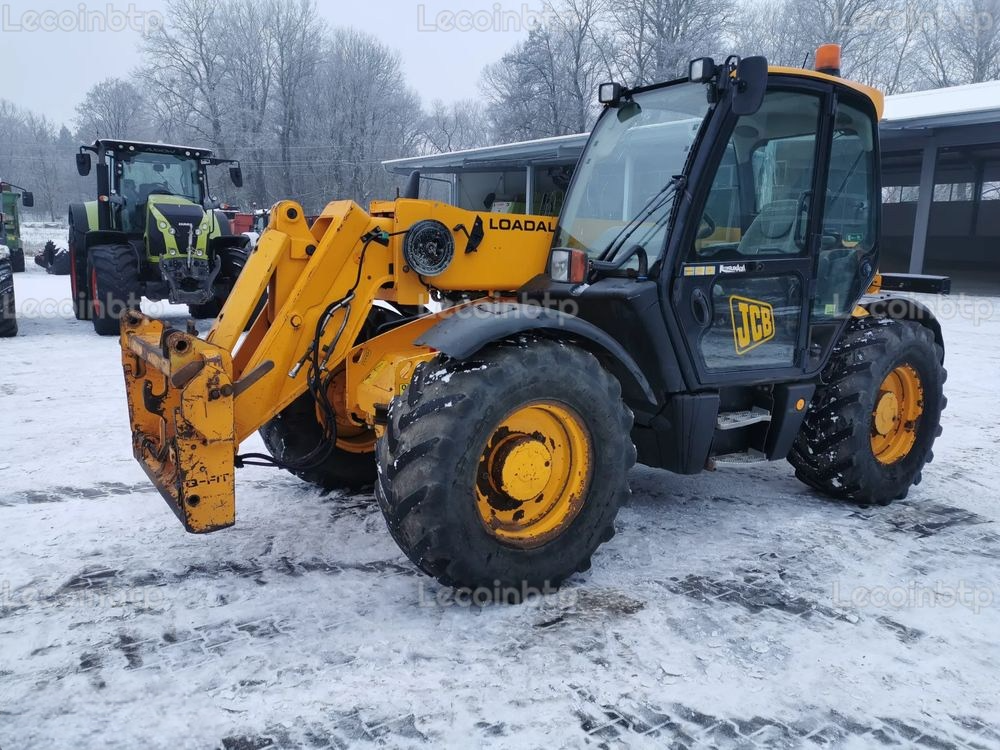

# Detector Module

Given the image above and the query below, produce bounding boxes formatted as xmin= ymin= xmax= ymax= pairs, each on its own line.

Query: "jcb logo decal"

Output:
xmin=730 ymin=295 xmax=775 ymax=355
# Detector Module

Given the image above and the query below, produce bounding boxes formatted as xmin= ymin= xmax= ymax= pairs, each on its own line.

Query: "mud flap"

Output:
xmin=121 ymin=311 xmax=237 ymax=533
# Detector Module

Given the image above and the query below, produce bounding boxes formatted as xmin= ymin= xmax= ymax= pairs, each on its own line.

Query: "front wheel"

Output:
xmin=376 ymin=339 xmax=635 ymax=599
xmin=87 ymin=244 xmax=140 ymax=336
xmin=0 ymin=264 xmax=17 ymax=337
xmin=789 ymin=317 xmax=946 ymax=505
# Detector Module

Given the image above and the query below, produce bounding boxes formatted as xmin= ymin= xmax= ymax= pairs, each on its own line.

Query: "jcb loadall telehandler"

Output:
xmin=120 ymin=48 xmax=947 ymax=598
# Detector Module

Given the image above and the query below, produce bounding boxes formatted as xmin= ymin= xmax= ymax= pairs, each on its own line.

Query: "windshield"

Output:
xmin=117 ymin=152 xmax=203 ymax=205
xmin=554 ymin=82 xmax=710 ymax=261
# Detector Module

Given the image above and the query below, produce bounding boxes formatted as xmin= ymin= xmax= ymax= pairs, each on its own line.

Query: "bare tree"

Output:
xmin=271 ymin=0 xmax=324 ymax=198
xmin=421 ymin=100 xmax=491 ymax=154
xmin=612 ymin=0 xmax=734 ymax=85
xmin=482 ymin=0 xmax=610 ymax=140
xmin=140 ymin=0 xmax=228 ymax=153
xmin=920 ymin=0 xmax=1000 ymax=85
xmin=74 ymin=78 xmax=149 ymax=140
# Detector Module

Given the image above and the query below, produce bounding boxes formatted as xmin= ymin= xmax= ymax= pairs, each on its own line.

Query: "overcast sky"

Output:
xmin=0 ymin=0 xmax=542 ymax=129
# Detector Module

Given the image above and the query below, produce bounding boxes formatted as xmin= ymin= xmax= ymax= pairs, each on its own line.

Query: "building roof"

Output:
xmin=384 ymin=133 xmax=587 ymax=175
xmin=881 ymin=80 xmax=1000 ymax=130
xmin=385 ymin=80 xmax=1000 ymax=174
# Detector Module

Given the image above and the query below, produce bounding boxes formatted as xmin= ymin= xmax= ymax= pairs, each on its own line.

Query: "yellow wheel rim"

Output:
xmin=871 ymin=364 xmax=924 ymax=465
xmin=476 ymin=401 xmax=592 ymax=549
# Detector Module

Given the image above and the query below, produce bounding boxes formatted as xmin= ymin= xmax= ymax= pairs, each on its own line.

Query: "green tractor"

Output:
xmin=70 ymin=140 xmax=249 ymax=335
xmin=1 ymin=181 xmax=35 ymax=273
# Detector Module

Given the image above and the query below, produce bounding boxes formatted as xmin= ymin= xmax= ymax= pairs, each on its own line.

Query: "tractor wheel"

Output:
xmin=376 ymin=339 xmax=635 ymax=599
xmin=69 ymin=225 xmax=91 ymax=320
xmin=0 ymin=264 xmax=17 ymax=338
xmin=87 ymin=244 xmax=141 ymax=336
xmin=789 ymin=317 xmax=946 ymax=505
xmin=9 ymin=248 xmax=25 ymax=273
xmin=188 ymin=246 xmax=251 ymax=320
xmin=259 ymin=306 xmax=404 ymax=491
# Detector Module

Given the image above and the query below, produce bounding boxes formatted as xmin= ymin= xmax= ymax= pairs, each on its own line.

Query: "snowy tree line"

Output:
xmin=2 ymin=0 xmax=999 ymax=218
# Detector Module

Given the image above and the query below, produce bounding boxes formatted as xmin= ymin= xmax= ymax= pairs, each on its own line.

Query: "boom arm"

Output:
xmin=120 ymin=198 xmax=554 ymax=532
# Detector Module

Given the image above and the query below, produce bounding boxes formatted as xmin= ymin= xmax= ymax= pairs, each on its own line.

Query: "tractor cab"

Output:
xmin=0 ymin=181 xmax=35 ymax=273
xmin=70 ymin=140 xmax=250 ymax=334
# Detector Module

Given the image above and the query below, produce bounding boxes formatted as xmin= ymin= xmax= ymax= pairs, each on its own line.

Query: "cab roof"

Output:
xmin=768 ymin=66 xmax=885 ymax=119
xmin=85 ymin=139 xmax=214 ymax=159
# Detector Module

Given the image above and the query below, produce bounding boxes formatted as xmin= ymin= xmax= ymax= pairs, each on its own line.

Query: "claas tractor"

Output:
xmin=70 ymin=140 xmax=250 ymax=335
xmin=0 ymin=181 xmax=34 ymax=273
xmin=119 ymin=49 xmax=948 ymax=600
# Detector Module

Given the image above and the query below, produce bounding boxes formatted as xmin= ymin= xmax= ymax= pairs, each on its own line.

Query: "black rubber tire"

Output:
xmin=188 ymin=245 xmax=251 ymax=320
xmin=258 ymin=306 xmax=404 ymax=491
xmin=87 ymin=244 xmax=141 ymax=336
xmin=9 ymin=248 xmax=24 ymax=273
xmin=0 ymin=266 xmax=16 ymax=337
xmin=68 ymin=213 xmax=91 ymax=320
xmin=376 ymin=339 xmax=635 ymax=599
xmin=789 ymin=317 xmax=946 ymax=505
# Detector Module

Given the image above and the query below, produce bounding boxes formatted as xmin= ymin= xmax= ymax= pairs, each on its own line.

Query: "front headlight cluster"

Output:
xmin=0 ymin=244 xmax=10 ymax=261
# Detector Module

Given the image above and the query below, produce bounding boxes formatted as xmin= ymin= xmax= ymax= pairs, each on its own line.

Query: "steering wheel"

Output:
xmin=697 ymin=211 xmax=717 ymax=240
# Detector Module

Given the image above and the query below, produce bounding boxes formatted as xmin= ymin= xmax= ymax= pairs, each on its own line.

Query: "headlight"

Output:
xmin=159 ymin=221 xmax=168 ymax=230
xmin=0 ymin=245 xmax=9 ymax=261
xmin=548 ymin=248 xmax=588 ymax=284
xmin=169 ymin=227 xmax=176 ymax=235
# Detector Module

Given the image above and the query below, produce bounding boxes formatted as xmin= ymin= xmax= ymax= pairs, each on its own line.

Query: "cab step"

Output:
xmin=712 ymin=450 xmax=768 ymax=467
xmin=716 ymin=407 xmax=771 ymax=431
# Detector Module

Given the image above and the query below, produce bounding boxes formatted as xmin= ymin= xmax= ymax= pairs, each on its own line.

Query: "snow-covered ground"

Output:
xmin=2 ymin=224 xmax=999 ymax=749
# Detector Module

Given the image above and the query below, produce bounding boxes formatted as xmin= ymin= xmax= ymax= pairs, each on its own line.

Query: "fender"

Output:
xmin=858 ymin=293 xmax=945 ymax=361
xmin=83 ymin=229 xmax=132 ymax=251
xmin=415 ymin=301 xmax=659 ymax=409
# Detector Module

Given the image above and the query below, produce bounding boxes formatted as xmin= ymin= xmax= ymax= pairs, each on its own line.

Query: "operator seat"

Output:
xmin=736 ymin=199 xmax=799 ymax=256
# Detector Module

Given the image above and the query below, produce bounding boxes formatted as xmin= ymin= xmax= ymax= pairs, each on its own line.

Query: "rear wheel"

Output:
xmin=258 ymin=306 xmax=404 ymax=490
xmin=9 ymin=248 xmax=24 ymax=273
xmin=376 ymin=339 xmax=635 ymax=598
xmin=87 ymin=244 xmax=140 ymax=336
xmin=789 ymin=317 xmax=945 ymax=505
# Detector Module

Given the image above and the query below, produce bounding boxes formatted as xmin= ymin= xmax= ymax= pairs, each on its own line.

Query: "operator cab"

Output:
xmin=548 ymin=50 xmax=882 ymax=395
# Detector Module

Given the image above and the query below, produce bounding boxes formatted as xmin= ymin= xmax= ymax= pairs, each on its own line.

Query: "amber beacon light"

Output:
xmin=815 ymin=43 xmax=842 ymax=77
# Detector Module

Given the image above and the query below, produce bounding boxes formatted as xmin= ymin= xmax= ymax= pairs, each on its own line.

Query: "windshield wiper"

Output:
xmin=599 ymin=174 xmax=686 ymax=265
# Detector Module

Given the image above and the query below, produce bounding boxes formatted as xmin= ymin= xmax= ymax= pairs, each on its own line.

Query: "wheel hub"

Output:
xmin=871 ymin=364 xmax=924 ymax=465
xmin=493 ymin=436 xmax=553 ymax=502
xmin=873 ymin=390 xmax=900 ymax=436
xmin=476 ymin=401 xmax=592 ymax=549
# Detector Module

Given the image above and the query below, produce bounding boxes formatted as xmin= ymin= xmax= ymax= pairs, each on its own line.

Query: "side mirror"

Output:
xmin=229 ymin=166 xmax=243 ymax=188
xmin=21 ymin=191 xmax=34 ymax=208
xmin=732 ymin=56 xmax=768 ymax=116
xmin=76 ymin=152 xmax=92 ymax=177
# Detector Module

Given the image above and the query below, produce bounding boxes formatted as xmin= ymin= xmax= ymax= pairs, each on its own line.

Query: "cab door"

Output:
xmin=669 ymin=83 xmax=835 ymax=386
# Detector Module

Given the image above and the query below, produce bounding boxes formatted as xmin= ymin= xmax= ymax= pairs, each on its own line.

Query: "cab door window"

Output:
xmin=691 ymin=90 xmax=822 ymax=261
xmin=813 ymin=101 xmax=878 ymax=318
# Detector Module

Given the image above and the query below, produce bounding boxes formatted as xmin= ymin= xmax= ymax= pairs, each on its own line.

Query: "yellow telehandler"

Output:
xmin=119 ymin=48 xmax=948 ymax=599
